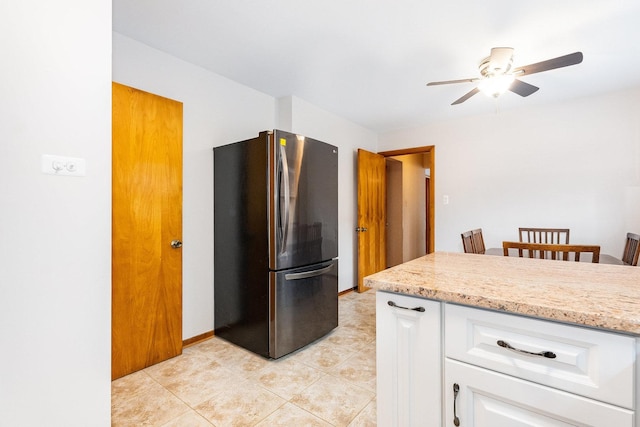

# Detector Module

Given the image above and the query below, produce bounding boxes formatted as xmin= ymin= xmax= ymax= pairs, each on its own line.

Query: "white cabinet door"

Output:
xmin=445 ymin=359 xmax=633 ymax=427
xmin=376 ymin=292 xmax=441 ymax=427
xmin=445 ymin=303 xmax=635 ymax=409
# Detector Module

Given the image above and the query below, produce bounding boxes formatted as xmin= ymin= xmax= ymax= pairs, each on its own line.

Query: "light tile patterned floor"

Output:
xmin=112 ymin=290 xmax=377 ymax=426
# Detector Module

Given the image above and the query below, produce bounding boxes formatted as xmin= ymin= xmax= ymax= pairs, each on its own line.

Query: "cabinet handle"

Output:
xmin=497 ymin=340 xmax=557 ymax=359
xmin=387 ymin=300 xmax=425 ymax=312
xmin=453 ymin=383 xmax=460 ymax=426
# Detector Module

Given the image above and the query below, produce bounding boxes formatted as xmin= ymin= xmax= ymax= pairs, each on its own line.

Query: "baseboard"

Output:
xmin=183 ymin=330 xmax=214 ymax=347
xmin=339 ymin=287 xmax=357 ymax=296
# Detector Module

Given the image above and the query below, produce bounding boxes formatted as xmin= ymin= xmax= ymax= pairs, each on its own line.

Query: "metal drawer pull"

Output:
xmin=453 ymin=383 xmax=460 ymax=426
xmin=497 ymin=340 xmax=557 ymax=359
xmin=285 ymin=264 xmax=334 ymax=280
xmin=387 ymin=300 xmax=425 ymax=312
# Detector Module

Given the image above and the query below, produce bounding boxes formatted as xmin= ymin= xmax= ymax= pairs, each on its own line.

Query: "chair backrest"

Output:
xmin=471 ymin=228 xmax=485 ymax=254
xmin=461 ymin=230 xmax=475 ymax=253
xmin=622 ymin=232 xmax=640 ymax=266
xmin=519 ymin=227 xmax=570 ymax=244
xmin=502 ymin=241 xmax=600 ymax=263
xmin=461 ymin=228 xmax=485 ymax=254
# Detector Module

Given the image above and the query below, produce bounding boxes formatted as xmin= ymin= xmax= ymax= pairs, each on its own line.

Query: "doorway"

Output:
xmin=385 ymin=158 xmax=403 ymax=268
xmin=379 ymin=146 xmax=435 ymax=256
xmin=356 ymin=146 xmax=435 ymax=292
xmin=385 ymin=152 xmax=431 ymax=265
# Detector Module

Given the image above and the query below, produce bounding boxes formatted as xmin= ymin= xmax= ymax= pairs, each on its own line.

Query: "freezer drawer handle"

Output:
xmin=285 ymin=264 xmax=334 ymax=280
xmin=497 ymin=340 xmax=557 ymax=359
xmin=387 ymin=300 xmax=426 ymax=312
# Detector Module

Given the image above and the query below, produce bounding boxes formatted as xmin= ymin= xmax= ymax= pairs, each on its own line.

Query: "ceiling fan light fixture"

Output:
xmin=478 ymin=74 xmax=515 ymax=98
xmin=427 ymin=49 xmax=583 ymax=105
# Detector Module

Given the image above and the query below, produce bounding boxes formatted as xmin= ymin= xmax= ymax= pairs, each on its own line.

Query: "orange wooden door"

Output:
xmin=111 ymin=82 xmax=183 ymax=380
xmin=357 ymin=149 xmax=386 ymax=292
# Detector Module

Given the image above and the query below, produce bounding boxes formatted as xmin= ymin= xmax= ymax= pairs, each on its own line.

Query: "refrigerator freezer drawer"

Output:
xmin=269 ymin=260 xmax=338 ymax=358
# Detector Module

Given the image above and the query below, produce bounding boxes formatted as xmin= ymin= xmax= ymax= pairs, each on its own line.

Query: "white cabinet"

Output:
xmin=376 ymin=291 xmax=441 ymax=427
xmin=445 ymin=303 xmax=635 ymax=409
xmin=443 ymin=304 xmax=636 ymax=426
xmin=376 ymin=292 xmax=638 ymax=427
xmin=445 ymin=359 xmax=633 ymax=427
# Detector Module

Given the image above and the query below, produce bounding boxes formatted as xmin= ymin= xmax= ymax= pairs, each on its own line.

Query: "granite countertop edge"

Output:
xmin=364 ymin=252 xmax=640 ymax=336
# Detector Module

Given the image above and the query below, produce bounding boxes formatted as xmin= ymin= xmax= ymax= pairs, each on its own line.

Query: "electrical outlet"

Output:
xmin=42 ymin=154 xmax=86 ymax=176
xmin=443 ymin=195 xmax=450 ymax=205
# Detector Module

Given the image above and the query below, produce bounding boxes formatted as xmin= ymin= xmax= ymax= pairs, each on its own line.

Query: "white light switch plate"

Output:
xmin=42 ymin=154 xmax=86 ymax=176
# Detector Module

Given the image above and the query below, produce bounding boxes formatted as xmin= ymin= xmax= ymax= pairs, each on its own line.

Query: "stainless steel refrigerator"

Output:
xmin=213 ymin=130 xmax=338 ymax=358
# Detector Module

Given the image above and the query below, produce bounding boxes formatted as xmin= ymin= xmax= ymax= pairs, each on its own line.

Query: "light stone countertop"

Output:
xmin=364 ymin=252 xmax=640 ymax=335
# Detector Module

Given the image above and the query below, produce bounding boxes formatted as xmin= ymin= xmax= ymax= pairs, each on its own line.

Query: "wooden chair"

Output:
xmin=461 ymin=228 xmax=485 ymax=254
xmin=519 ymin=227 xmax=570 ymax=244
xmin=471 ymin=228 xmax=485 ymax=254
xmin=502 ymin=241 xmax=600 ymax=263
xmin=622 ymin=232 xmax=640 ymax=266
xmin=461 ymin=230 xmax=475 ymax=253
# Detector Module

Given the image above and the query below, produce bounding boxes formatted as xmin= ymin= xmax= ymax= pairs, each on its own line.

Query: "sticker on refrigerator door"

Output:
xmin=280 ymin=138 xmax=287 ymax=146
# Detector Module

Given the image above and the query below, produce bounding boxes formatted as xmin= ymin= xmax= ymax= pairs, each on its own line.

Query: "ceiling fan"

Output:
xmin=427 ymin=47 xmax=583 ymax=105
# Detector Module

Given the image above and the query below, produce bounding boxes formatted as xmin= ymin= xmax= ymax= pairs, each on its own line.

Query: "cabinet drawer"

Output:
xmin=445 ymin=359 xmax=634 ymax=427
xmin=445 ymin=303 xmax=635 ymax=409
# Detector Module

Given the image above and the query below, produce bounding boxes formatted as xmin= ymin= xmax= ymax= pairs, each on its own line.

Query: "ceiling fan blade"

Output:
xmin=509 ymin=79 xmax=539 ymax=97
xmin=452 ymin=87 xmax=480 ymax=105
xmin=427 ymin=78 xmax=477 ymax=86
xmin=513 ymin=52 xmax=583 ymax=76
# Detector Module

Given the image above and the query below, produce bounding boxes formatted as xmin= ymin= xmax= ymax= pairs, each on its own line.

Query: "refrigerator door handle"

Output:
xmin=278 ymin=144 xmax=291 ymax=255
xmin=285 ymin=263 xmax=334 ymax=281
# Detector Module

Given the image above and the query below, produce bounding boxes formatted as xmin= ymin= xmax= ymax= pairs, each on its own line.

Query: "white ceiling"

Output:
xmin=113 ymin=0 xmax=640 ymax=133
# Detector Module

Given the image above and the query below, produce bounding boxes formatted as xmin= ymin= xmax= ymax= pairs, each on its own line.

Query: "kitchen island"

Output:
xmin=364 ymin=252 xmax=640 ymax=427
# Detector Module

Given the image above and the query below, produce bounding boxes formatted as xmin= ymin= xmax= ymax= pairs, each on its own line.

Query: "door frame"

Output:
xmin=425 ymin=176 xmax=430 ymax=254
xmin=378 ymin=146 xmax=435 ymax=254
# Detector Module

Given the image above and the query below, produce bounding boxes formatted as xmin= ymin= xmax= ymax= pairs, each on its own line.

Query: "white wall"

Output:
xmin=278 ymin=96 xmax=379 ymax=292
xmin=113 ymin=33 xmax=276 ymax=340
xmin=112 ymin=35 xmax=378 ymax=340
xmin=0 ymin=1 xmax=112 ymax=425
xmin=379 ymin=89 xmax=640 ymax=256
